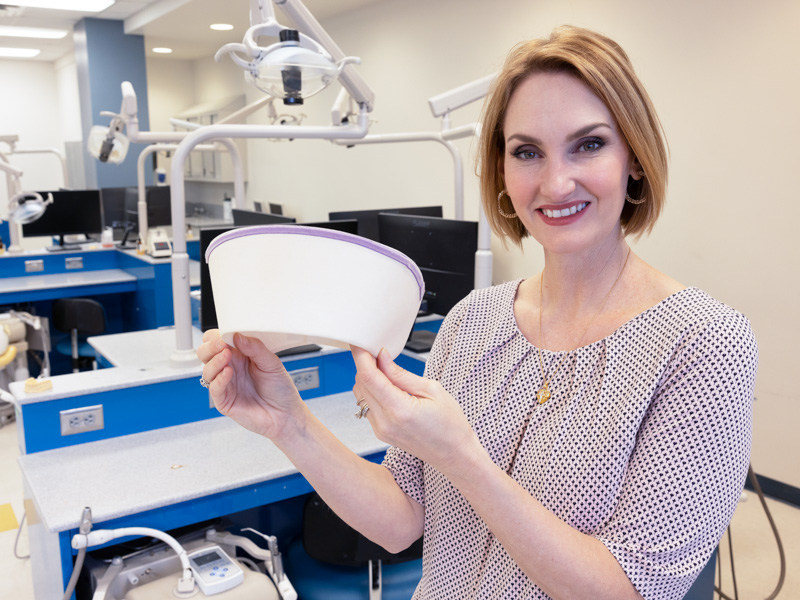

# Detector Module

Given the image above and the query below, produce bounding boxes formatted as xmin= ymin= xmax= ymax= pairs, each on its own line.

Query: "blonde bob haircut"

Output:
xmin=478 ymin=25 xmax=668 ymax=246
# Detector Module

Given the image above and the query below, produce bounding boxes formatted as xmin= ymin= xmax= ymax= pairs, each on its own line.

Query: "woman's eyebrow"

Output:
xmin=506 ymin=122 xmax=612 ymax=146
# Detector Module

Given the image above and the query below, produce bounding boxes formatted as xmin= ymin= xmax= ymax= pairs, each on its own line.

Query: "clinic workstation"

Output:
xmin=1 ymin=1 xmax=797 ymax=600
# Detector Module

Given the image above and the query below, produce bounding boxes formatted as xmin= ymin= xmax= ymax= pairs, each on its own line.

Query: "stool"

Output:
xmin=51 ymin=298 xmax=106 ymax=373
xmin=284 ymin=493 xmax=422 ymax=600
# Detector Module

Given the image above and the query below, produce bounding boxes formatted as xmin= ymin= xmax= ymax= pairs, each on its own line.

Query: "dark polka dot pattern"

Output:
xmin=382 ymin=282 xmax=757 ymax=599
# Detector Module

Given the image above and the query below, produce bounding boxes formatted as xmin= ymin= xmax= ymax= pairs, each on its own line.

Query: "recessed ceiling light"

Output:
xmin=0 ymin=26 xmax=69 ymax=39
xmin=210 ymin=24 xmax=234 ymax=31
xmin=152 ymin=47 xmax=173 ymax=54
xmin=3 ymin=0 xmax=115 ymax=11
xmin=0 ymin=47 xmax=41 ymax=58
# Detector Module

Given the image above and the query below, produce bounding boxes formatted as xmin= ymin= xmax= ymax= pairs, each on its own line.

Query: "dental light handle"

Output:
xmin=71 ymin=527 xmax=195 ymax=593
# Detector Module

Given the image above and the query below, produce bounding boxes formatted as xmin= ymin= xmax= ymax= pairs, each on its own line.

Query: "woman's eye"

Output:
xmin=512 ymin=147 xmax=540 ymax=160
xmin=578 ymin=138 xmax=604 ymax=152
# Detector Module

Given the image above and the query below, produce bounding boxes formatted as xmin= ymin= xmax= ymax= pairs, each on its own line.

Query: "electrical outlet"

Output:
xmin=60 ymin=405 xmax=104 ymax=436
xmin=289 ymin=366 xmax=320 ymax=392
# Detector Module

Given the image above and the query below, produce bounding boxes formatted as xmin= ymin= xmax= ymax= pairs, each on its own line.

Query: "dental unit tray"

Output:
xmin=81 ymin=526 xmax=296 ymax=600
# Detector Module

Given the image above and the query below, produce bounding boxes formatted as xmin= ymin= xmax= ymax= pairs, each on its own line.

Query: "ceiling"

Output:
xmin=0 ymin=0 xmax=383 ymax=63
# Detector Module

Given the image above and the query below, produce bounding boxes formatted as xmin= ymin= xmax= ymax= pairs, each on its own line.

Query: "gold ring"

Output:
xmin=354 ymin=403 xmax=370 ymax=419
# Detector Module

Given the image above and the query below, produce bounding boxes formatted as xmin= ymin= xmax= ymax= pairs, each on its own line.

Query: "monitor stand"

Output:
xmin=45 ymin=235 xmax=81 ymax=252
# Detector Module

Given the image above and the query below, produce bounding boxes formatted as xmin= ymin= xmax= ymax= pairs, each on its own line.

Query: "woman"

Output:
xmin=198 ymin=26 xmax=757 ymax=599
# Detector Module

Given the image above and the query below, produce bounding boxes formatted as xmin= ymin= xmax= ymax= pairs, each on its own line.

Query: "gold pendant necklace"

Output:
xmin=536 ymin=247 xmax=631 ymax=404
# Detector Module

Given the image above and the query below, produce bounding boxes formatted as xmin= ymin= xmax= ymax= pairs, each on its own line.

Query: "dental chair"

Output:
xmin=51 ymin=298 xmax=106 ymax=373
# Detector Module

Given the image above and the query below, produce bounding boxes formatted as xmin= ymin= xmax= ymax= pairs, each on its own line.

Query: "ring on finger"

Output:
xmin=199 ymin=376 xmax=210 ymax=388
xmin=354 ymin=403 xmax=370 ymax=419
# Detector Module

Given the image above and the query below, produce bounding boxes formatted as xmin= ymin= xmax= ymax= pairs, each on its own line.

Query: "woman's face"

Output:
xmin=501 ymin=71 xmax=640 ymax=256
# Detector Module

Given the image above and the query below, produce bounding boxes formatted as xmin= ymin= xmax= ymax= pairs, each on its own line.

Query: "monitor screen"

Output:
xmin=328 ymin=206 xmax=443 ymax=241
xmin=377 ymin=213 xmax=478 ymax=316
xmin=122 ymin=186 xmax=173 ymax=231
xmin=22 ymin=189 xmax=104 ymax=241
xmin=232 ymin=208 xmax=296 ymax=226
xmin=100 ymin=187 xmax=128 ymax=228
xmin=124 ymin=187 xmax=139 ymax=229
xmin=146 ymin=186 xmax=172 ymax=227
xmin=299 ymin=219 xmax=359 ymax=235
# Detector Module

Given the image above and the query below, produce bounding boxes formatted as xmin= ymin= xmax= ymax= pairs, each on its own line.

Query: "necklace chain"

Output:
xmin=536 ymin=247 xmax=632 ymax=405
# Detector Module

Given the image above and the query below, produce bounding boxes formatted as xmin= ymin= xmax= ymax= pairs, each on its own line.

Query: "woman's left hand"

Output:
xmin=351 ymin=346 xmax=481 ymax=476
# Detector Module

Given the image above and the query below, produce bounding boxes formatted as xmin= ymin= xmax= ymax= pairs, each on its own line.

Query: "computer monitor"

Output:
xmin=377 ymin=213 xmax=478 ymax=317
xmin=146 ymin=186 xmax=172 ymax=227
xmin=232 ymin=208 xmax=296 ymax=226
xmin=268 ymin=203 xmax=284 ymax=215
xmin=299 ymin=219 xmax=359 ymax=235
xmin=100 ymin=187 xmax=128 ymax=229
xmin=328 ymin=206 xmax=443 ymax=241
xmin=22 ymin=189 xmax=104 ymax=249
xmin=123 ymin=186 xmax=173 ymax=229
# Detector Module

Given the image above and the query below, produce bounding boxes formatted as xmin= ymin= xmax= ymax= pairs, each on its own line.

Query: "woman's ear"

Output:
xmin=630 ymin=156 xmax=644 ymax=181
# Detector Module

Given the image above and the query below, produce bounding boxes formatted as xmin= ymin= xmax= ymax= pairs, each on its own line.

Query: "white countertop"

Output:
xmin=10 ymin=328 xmax=205 ymax=405
xmin=18 ymin=392 xmax=384 ymax=533
xmin=1 ymin=268 xmax=137 ymax=294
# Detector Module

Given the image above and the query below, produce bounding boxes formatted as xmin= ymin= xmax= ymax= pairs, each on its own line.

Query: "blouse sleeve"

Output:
xmin=381 ymin=295 xmax=472 ymax=507
xmin=594 ymin=309 xmax=757 ymax=600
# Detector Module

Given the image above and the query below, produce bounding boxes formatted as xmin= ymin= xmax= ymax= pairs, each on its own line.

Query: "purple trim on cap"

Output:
xmin=205 ymin=225 xmax=425 ymax=300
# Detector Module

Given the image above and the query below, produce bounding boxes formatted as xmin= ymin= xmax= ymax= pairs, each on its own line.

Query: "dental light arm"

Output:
xmin=72 ymin=526 xmax=195 ymax=594
xmin=277 ymin=0 xmax=374 ymax=111
xmin=428 ymin=72 xmax=496 ymax=118
xmin=216 ymin=0 xmax=374 ymax=110
xmin=1 ymin=144 xmax=69 ymax=189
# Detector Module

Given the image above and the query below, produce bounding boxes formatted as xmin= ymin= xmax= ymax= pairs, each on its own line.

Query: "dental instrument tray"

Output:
xmin=205 ymin=225 xmax=424 ymax=358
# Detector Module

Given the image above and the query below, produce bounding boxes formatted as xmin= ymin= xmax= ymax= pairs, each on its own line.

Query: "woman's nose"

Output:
xmin=539 ymin=158 xmax=576 ymax=201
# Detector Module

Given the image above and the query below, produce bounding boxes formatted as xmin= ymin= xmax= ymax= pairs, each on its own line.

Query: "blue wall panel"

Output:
xmin=21 ymin=376 xmax=220 ymax=453
xmin=74 ymin=18 xmax=152 ymax=190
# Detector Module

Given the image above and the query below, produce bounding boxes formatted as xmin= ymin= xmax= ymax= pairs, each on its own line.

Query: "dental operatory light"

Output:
xmin=8 ymin=191 xmax=53 ymax=225
xmin=215 ymin=4 xmax=360 ymax=105
xmin=87 ymin=114 xmax=129 ymax=164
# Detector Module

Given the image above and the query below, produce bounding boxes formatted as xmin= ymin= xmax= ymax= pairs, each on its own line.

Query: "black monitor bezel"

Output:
xmin=21 ymin=189 xmax=105 ymax=240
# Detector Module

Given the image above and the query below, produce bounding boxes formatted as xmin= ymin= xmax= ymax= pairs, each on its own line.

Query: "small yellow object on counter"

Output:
xmin=24 ymin=377 xmax=53 ymax=394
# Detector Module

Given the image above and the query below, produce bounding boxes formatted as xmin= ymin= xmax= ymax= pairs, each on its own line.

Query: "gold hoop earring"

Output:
xmin=625 ymin=192 xmax=646 ymax=205
xmin=497 ymin=189 xmax=517 ymax=218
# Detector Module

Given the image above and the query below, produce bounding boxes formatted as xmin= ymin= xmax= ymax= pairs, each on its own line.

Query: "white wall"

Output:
xmin=0 ymin=60 xmax=66 ymax=219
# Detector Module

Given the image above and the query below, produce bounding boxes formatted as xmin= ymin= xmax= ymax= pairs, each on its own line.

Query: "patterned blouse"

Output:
xmin=383 ymin=281 xmax=757 ymax=599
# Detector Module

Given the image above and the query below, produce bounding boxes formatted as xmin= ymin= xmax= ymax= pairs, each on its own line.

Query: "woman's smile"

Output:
xmin=539 ymin=201 xmax=589 ymax=221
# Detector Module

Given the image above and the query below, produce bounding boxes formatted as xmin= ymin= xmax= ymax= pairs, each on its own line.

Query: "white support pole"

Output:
xmin=136 ymin=142 xmax=220 ymax=244
xmin=0 ymin=156 xmax=25 ymax=253
xmin=10 ymin=148 xmax=69 ymax=189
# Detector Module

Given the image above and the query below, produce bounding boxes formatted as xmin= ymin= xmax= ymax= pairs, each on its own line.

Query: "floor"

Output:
xmin=1 ymin=416 xmax=798 ymax=600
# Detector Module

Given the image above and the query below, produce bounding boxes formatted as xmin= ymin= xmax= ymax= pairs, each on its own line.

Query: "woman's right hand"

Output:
xmin=196 ymin=330 xmax=304 ymax=441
